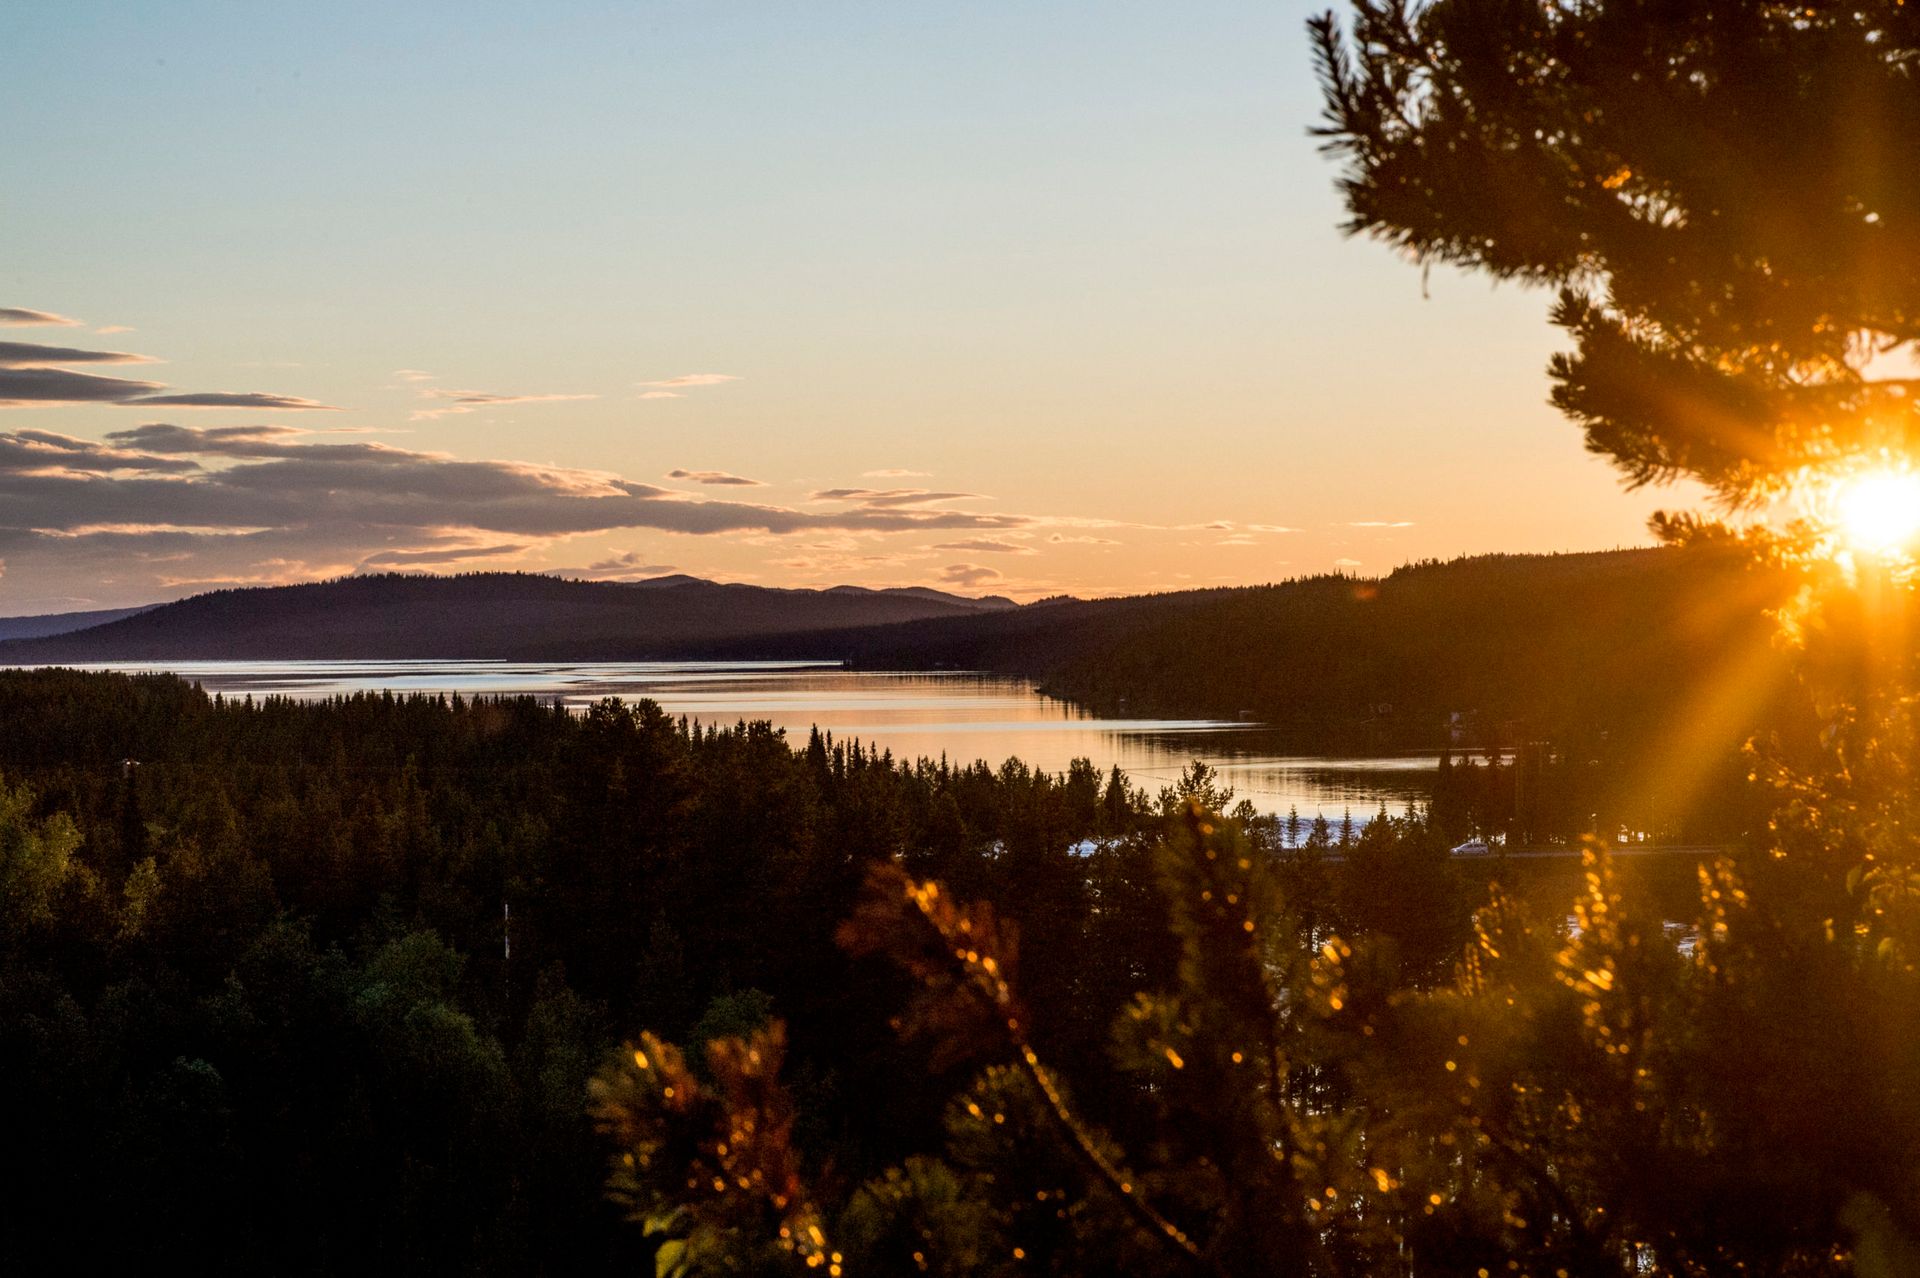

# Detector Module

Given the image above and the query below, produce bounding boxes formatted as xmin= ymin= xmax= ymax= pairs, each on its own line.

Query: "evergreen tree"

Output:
xmin=1316 ymin=0 xmax=1920 ymax=1265
xmin=1313 ymin=0 xmax=1920 ymax=503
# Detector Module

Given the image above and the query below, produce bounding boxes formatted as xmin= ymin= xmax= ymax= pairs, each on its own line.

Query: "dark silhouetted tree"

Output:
xmin=1313 ymin=0 xmax=1920 ymax=504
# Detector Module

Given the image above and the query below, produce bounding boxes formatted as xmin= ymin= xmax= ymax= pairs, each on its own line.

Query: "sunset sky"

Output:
xmin=2 ymin=0 xmax=1691 ymax=612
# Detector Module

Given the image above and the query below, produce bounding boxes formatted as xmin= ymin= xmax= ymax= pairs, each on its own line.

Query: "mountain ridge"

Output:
xmin=0 ymin=572 xmax=1016 ymax=662
xmin=0 ymin=605 xmax=156 ymax=642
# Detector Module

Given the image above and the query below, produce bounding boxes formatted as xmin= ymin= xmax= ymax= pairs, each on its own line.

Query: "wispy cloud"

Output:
xmin=0 ymin=342 xmax=157 ymax=368
xmin=931 ymin=537 xmax=1033 ymax=555
xmin=1164 ymin=520 xmax=1299 ymax=536
xmin=667 ymin=468 xmax=765 ymax=487
xmin=635 ymin=373 xmax=739 ymax=390
xmin=0 ymin=308 xmax=82 ymax=327
xmin=1344 ymin=520 xmax=1414 ymax=528
xmin=812 ymin=487 xmax=985 ymax=508
xmin=359 ymin=543 xmax=528 ymax=569
xmin=129 ymin=392 xmax=340 ymax=411
xmin=94 ymin=325 xmax=134 ymax=335
xmin=937 ymin=563 xmax=1002 ymax=588
xmin=410 ymin=388 xmax=597 ymax=420
xmin=0 ymin=323 xmax=1146 ymax=604
xmin=1048 ymin=533 xmax=1120 ymax=545
xmin=109 ymin=423 xmax=344 ymax=458
xmin=0 ymin=327 xmax=338 ymax=410
xmin=561 ymin=550 xmax=681 ymax=581
xmin=863 ymin=468 xmax=931 ymax=478
xmin=0 ymin=427 xmax=201 ymax=474
xmin=19 ymin=426 xmax=1028 ymax=537
xmin=0 ymin=366 xmax=169 ymax=405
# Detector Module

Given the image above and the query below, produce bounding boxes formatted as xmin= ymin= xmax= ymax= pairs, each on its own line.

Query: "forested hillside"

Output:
xmin=730 ymin=547 xmax=1805 ymax=752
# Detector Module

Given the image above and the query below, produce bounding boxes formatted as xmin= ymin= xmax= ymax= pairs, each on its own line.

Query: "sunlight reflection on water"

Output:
xmin=79 ymin=660 xmax=1436 ymax=819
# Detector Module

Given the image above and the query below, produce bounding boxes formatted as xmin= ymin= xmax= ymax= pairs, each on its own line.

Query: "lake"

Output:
xmin=76 ymin=659 xmax=1439 ymax=820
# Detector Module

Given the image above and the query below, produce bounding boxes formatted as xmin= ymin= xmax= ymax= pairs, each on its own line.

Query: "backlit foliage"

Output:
xmin=600 ymin=793 xmax=1920 ymax=1274
xmin=591 ymin=1025 xmax=834 ymax=1277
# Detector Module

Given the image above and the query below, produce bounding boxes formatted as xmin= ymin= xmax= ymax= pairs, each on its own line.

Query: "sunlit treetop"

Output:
xmin=1313 ymin=0 xmax=1920 ymax=507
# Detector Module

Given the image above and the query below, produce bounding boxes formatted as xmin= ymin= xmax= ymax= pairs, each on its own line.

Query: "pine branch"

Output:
xmin=840 ymin=864 xmax=1207 ymax=1267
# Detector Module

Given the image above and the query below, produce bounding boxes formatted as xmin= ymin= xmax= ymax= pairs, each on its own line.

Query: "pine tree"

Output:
xmin=1312 ymin=0 xmax=1920 ymax=504
xmin=1315 ymin=1 xmax=1920 ymax=1264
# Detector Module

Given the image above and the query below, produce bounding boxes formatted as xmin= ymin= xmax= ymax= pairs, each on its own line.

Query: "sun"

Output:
xmin=1831 ymin=467 xmax=1920 ymax=557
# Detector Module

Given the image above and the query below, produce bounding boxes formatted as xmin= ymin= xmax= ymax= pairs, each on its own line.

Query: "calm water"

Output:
xmin=80 ymin=660 xmax=1437 ymax=819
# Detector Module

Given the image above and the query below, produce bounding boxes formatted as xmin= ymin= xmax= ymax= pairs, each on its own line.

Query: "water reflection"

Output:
xmin=75 ymin=660 xmax=1436 ymax=819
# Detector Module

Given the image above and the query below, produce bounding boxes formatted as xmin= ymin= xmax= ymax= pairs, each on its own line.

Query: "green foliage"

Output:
xmin=1335 ymin=806 xmax=1470 ymax=982
xmin=690 ymin=989 xmax=777 ymax=1055
xmin=839 ymin=1155 xmax=1005 ymax=1278
xmin=0 ymin=771 xmax=88 ymax=936
xmin=591 ymin=1023 xmax=831 ymax=1277
xmin=598 ymin=765 xmax=1920 ymax=1275
xmin=598 ymin=803 xmax=1465 ymax=1275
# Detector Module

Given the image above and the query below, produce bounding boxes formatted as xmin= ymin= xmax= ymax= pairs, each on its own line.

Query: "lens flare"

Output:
xmin=1832 ymin=468 xmax=1920 ymax=557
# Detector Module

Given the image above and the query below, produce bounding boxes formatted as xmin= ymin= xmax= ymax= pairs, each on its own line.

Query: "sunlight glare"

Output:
xmin=1831 ymin=467 xmax=1920 ymax=558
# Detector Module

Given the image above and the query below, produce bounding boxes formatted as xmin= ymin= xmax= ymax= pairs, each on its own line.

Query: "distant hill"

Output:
xmin=0 ymin=573 xmax=1015 ymax=662
xmin=0 ymin=605 xmax=154 ymax=642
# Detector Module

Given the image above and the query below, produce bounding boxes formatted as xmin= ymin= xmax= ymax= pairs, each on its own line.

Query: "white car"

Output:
xmin=1450 ymin=838 xmax=1493 ymax=857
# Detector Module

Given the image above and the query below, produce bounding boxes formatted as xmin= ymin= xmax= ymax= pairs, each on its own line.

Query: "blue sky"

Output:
xmin=0 ymin=1 xmax=1683 ymax=610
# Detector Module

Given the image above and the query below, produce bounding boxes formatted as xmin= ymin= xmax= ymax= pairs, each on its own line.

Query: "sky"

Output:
xmin=0 ymin=1 xmax=1693 ymax=613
